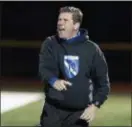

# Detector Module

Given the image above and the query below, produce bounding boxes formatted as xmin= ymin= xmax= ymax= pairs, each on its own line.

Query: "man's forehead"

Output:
xmin=58 ymin=12 xmax=73 ymax=19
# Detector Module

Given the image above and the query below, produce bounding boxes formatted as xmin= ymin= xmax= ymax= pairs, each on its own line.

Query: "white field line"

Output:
xmin=1 ymin=91 xmax=43 ymax=114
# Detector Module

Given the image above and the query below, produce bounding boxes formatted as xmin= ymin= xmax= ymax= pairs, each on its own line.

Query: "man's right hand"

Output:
xmin=53 ymin=80 xmax=72 ymax=91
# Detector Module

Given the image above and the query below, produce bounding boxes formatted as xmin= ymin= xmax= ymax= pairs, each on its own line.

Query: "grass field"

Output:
xmin=1 ymin=93 xmax=131 ymax=126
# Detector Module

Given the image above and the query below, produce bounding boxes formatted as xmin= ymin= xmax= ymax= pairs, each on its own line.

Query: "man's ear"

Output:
xmin=74 ymin=23 xmax=80 ymax=30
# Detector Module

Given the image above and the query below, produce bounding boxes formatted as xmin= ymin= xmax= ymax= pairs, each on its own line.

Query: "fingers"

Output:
xmin=89 ymin=115 xmax=94 ymax=122
xmin=80 ymin=109 xmax=88 ymax=120
xmin=54 ymin=80 xmax=72 ymax=91
xmin=80 ymin=108 xmax=95 ymax=123
xmin=80 ymin=112 xmax=91 ymax=123
xmin=63 ymin=80 xmax=72 ymax=86
xmin=60 ymin=82 xmax=67 ymax=90
xmin=55 ymin=83 xmax=67 ymax=91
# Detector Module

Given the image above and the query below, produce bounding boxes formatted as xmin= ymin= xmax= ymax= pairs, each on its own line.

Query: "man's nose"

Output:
xmin=58 ymin=20 xmax=64 ymax=25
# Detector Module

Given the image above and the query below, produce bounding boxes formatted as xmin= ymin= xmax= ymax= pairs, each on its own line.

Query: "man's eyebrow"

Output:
xmin=58 ymin=17 xmax=69 ymax=21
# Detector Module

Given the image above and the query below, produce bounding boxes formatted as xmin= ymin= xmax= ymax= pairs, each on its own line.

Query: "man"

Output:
xmin=39 ymin=6 xmax=110 ymax=127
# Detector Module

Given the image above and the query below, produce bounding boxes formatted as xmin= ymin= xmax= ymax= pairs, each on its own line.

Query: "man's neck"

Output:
xmin=66 ymin=31 xmax=80 ymax=40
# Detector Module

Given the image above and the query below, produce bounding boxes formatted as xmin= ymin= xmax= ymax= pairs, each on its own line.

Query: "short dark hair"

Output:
xmin=59 ymin=6 xmax=83 ymax=25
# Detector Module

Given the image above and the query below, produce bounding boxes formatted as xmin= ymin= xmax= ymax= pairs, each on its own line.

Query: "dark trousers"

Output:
xmin=40 ymin=101 xmax=89 ymax=127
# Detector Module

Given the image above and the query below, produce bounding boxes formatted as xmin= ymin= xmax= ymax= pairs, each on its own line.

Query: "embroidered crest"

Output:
xmin=64 ymin=55 xmax=79 ymax=78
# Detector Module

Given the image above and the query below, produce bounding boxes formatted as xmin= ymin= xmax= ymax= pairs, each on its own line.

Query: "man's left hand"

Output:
xmin=80 ymin=104 xmax=98 ymax=123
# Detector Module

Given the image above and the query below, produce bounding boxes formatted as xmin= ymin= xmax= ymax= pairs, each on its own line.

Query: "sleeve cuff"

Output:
xmin=48 ymin=77 xmax=58 ymax=86
xmin=92 ymin=101 xmax=101 ymax=108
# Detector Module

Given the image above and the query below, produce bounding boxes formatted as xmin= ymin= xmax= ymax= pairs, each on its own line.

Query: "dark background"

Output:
xmin=0 ymin=1 xmax=131 ymax=83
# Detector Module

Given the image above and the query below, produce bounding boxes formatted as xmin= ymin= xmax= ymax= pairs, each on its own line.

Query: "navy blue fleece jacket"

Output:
xmin=39 ymin=29 xmax=110 ymax=109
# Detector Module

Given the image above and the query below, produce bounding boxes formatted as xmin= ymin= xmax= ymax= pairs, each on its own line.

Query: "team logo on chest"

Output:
xmin=64 ymin=55 xmax=79 ymax=78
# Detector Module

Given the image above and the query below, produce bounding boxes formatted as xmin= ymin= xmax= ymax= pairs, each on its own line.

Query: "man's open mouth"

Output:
xmin=58 ymin=26 xmax=65 ymax=31
xmin=58 ymin=28 xmax=65 ymax=31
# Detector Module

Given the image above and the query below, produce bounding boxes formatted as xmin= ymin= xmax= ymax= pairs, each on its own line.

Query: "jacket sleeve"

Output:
xmin=91 ymin=45 xmax=110 ymax=108
xmin=39 ymin=37 xmax=59 ymax=84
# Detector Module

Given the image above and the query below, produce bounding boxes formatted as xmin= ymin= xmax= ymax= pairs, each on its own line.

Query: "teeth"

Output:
xmin=61 ymin=26 xmax=65 ymax=29
xmin=58 ymin=26 xmax=65 ymax=31
xmin=59 ymin=29 xmax=65 ymax=31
